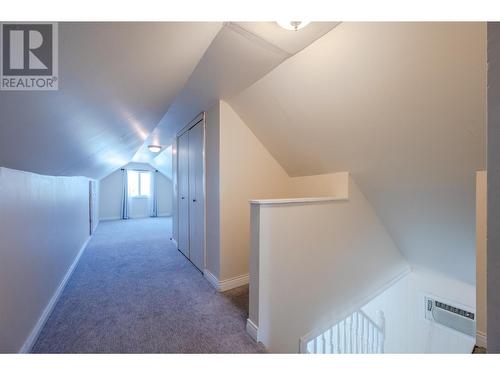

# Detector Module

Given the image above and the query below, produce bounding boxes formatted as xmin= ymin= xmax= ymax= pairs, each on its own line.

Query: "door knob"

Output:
xmin=181 ymin=196 xmax=185 ymax=200
xmin=193 ymin=199 xmax=197 ymax=202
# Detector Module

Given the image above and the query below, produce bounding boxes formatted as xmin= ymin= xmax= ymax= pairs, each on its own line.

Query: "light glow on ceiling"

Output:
xmin=277 ymin=21 xmax=311 ymax=31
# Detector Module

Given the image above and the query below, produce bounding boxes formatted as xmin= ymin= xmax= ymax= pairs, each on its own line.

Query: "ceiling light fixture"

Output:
xmin=148 ymin=145 xmax=162 ymax=153
xmin=277 ymin=21 xmax=310 ymax=31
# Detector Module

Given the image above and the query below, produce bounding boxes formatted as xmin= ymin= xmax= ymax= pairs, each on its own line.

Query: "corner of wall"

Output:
xmin=216 ymin=100 xmax=293 ymax=280
xmin=476 ymin=169 xmax=487 ymax=343
xmin=205 ymin=100 xmax=222 ymax=280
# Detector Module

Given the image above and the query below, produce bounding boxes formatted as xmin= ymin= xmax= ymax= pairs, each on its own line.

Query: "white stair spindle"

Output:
xmin=372 ymin=327 xmax=375 ymax=353
xmin=366 ymin=319 xmax=369 ymax=353
xmin=305 ymin=309 xmax=385 ymax=355
xmin=343 ymin=318 xmax=347 ymax=354
xmin=354 ymin=312 xmax=359 ymax=353
xmin=361 ymin=314 xmax=365 ymax=353
xmin=337 ymin=323 xmax=342 ymax=354
xmin=349 ymin=315 xmax=353 ymax=353
xmin=378 ymin=311 xmax=385 ymax=354
xmin=329 ymin=327 xmax=334 ymax=354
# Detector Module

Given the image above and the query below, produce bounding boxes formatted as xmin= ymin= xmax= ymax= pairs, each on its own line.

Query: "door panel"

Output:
xmin=188 ymin=121 xmax=205 ymax=271
xmin=177 ymin=131 xmax=190 ymax=257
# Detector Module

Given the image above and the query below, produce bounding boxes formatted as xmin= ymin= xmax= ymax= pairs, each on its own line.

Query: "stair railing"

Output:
xmin=303 ymin=310 xmax=385 ymax=354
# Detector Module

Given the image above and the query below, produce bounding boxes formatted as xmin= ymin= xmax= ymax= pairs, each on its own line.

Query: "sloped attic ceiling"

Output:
xmin=0 ymin=22 xmax=222 ymax=179
xmin=229 ymin=22 xmax=486 ymax=284
xmin=133 ymin=22 xmax=339 ymax=163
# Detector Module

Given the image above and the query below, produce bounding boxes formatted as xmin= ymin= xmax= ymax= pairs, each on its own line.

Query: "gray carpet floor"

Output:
xmin=32 ymin=217 xmax=265 ymax=353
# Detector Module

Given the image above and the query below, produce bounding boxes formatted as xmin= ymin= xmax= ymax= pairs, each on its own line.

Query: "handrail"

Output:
xmin=358 ymin=309 xmax=385 ymax=335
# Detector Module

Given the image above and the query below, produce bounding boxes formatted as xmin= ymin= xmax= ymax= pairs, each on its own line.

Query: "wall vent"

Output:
xmin=424 ymin=296 xmax=475 ymax=337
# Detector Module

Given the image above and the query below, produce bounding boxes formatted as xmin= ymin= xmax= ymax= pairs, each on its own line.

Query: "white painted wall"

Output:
xmin=0 ymin=167 xmax=90 ymax=353
xmin=151 ymin=145 xmax=173 ymax=179
xmin=99 ymin=162 xmax=173 ymax=220
xmin=250 ymin=175 xmax=409 ymax=353
xmin=99 ymin=168 xmax=122 ymax=220
xmin=205 ymin=104 xmax=221 ymax=278
xmin=204 ymin=101 xmax=293 ymax=280
xmin=157 ymin=172 xmax=173 ymax=217
xmin=230 ymin=22 xmax=486 ymax=285
xmin=218 ymin=101 xmax=293 ymax=280
xmin=205 ymin=102 xmax=393 ymax=287
xmin=476 ymin=170 xmax=487 ymax=347
xmin=362 ymin=269 xmax=476 ymax=353
xmin=198 ymin=96 xmax=478 ymax=354
xmin=289 ymin=172 xmax=349 ymax=198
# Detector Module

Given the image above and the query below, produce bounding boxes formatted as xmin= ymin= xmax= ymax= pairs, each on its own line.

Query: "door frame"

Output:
xmin=175 ymin=112 xmax=206 ymax=271
xmin=89 ymin=180 xmax=93 ymax=235
xmin=88 ymin=179 xmax=98 ymax=235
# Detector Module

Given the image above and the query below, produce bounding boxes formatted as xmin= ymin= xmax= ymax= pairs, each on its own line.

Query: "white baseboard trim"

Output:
xmin=476 ymin=331 xmax=487 ymax=348
xmin=220 ymin=274 xmax=249 ymax=291
xmin=18 ymin=236 xmax=91 ymax=353
xmin=246 ymin=319 xmax=259 ymax=342
xmin=203 ymin=269 xmax=249 ymax=292
xmin=204 ymin=269 xmax=219 ymax=289
xmin=99 ymin=216 xmax=121 ymax=221
xmin=171 ymin=238 xmax=178 ymax=248
xmin=101 ymin=216 xmax=172 ymax=221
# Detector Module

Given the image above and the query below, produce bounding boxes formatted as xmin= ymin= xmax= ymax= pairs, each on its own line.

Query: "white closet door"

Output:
xmin=188 ymin=121 xmax=205 ymax=271
xmin=177 ymin=131 xmax=190 ymax=257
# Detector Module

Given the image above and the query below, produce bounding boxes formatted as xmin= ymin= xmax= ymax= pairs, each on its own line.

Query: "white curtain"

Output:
xmin=150 ymin=170 xmax=158 ymax=217
xmin=120 ymin=169 xmax=129 ymax=220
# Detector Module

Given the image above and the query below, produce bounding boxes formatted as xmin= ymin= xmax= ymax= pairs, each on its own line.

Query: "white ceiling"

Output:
xmin=0 ymin=21 xmax=338 ymax=173
xmin=234 ymin=22 xmax=340 ymax=55
xmin=133 ymin=22 xmax=339 ymax=163
xmin=0 ymin=22 xmax=222 ymax=179
xmin=228 ymin=22 xmax=486 ymax=284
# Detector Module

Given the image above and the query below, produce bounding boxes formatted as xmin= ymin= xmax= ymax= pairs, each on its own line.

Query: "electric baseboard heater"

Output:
xmin=424 ymin=296 xmax=476 ymax=337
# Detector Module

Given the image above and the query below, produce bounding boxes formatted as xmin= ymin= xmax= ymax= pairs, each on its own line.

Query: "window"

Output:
xmin=128 ymin=170 xmax=151 ymax=198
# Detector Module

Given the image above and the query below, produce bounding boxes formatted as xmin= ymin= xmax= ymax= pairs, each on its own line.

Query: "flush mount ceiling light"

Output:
xmin=277 ymin=21 xmax=311 ymax=31
xmin=148 ymin=145 xmax=162 ymax=153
